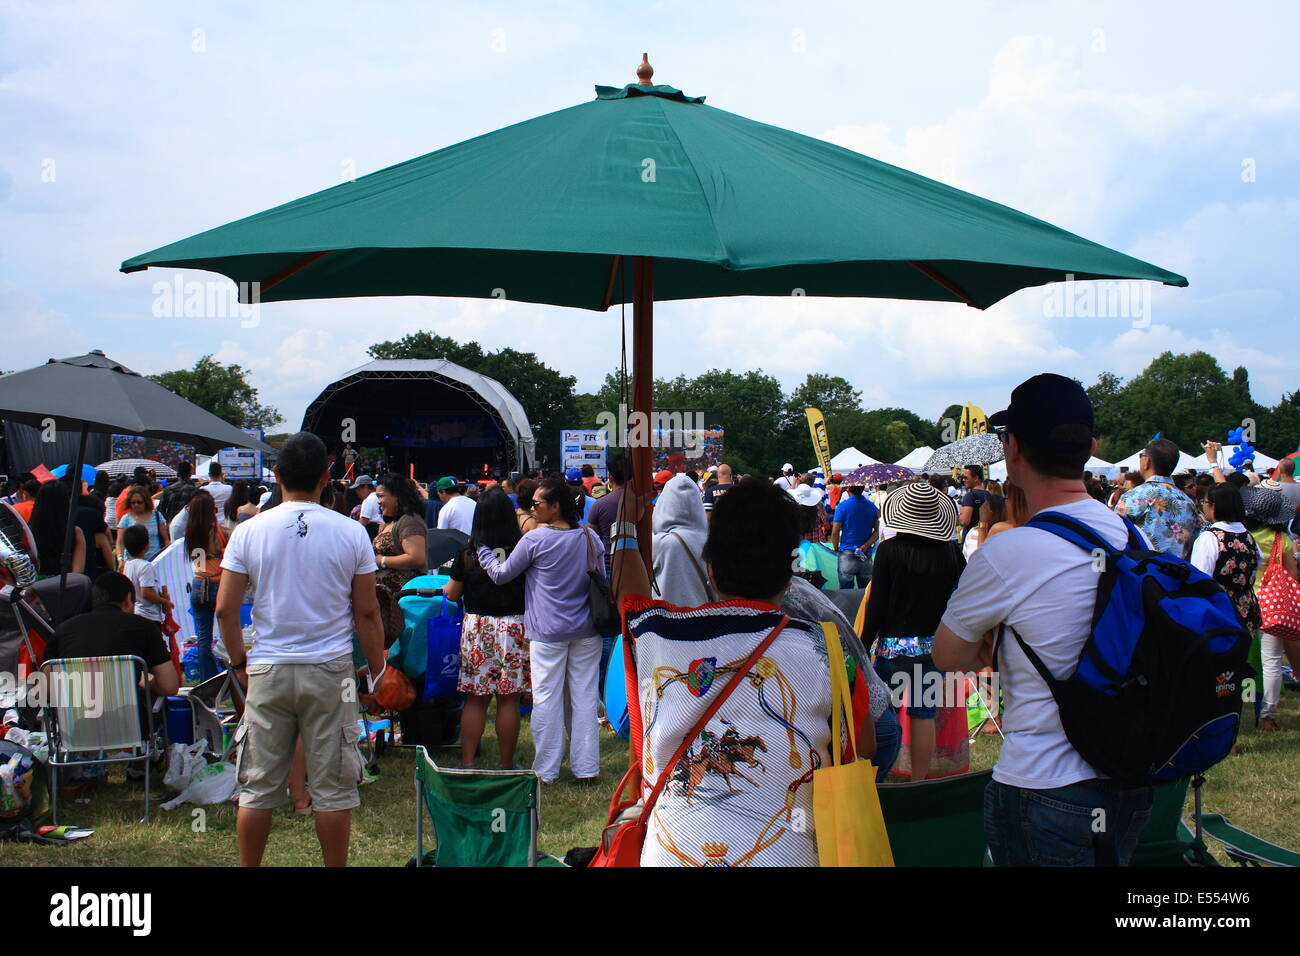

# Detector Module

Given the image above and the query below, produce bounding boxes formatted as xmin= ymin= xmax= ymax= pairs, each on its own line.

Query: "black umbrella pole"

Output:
xmin=57 ymin=425 xmax=89 ymax=609
xmin=632 ymin=256 xmax=654 ymax=568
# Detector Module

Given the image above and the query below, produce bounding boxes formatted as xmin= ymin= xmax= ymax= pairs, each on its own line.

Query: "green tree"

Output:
xmin=673 ymin=369 xmax=784 ymax=475
xmin=367 ymin=331 xmax=484 ymax=367
xmin=367 ymin=332 xmax=577 ymax=463
xmin=1254 ymin=388 xmax=1300 ymax=459
xmin=784 ymin=374 xmax=862 ymax=422
xmin=1087 ymin=372 xmax=1127 ymax=460
xmin=779 ymin=374 xmax=864 ymax=471
xmin=150 ymin=355 xmax=281 ymax=430
xmin=936 ymin=404 xmax=965 ymax=444
xmin=1108 ymin=351 xmax=1258 ymax=455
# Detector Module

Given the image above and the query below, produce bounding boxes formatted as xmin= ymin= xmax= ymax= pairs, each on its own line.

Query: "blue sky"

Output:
xmin=2 ymin=0 xmax=1297 ymax=442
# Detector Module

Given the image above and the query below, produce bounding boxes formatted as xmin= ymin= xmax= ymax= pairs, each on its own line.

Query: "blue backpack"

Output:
xmin=1003 ymin=511 xmax=1254 ymax=785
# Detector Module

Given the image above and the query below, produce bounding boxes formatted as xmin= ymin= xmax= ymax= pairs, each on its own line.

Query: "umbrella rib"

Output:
xmin=602 ymin=255 xmax=623 ymax=310
xmin=908 ymin=261 xmax=978 ymax=309
xmin=262 ymin=250 xmax=335 ymax=294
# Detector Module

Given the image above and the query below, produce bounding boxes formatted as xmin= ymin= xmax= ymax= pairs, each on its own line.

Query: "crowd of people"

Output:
xmin=10 ymin=371 xmax=1299 ymax=868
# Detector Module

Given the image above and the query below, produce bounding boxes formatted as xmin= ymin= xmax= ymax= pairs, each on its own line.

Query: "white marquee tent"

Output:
xmin=894 ymin=445 xmax=936 ymax=471
xmin=829 ymin=446 xmax=879 ymax=472
xmin=988 ymin=455 xmax=1117 ymax=482
xmin=1183 ymin=450 xmax=1280 ymax=474
xmin=1113 ymin=447 xmax=1202 ymax=474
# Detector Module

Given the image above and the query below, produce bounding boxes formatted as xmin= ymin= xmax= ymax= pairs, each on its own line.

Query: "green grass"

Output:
xmin=4 ymin=713 xmax=629 ymax=867
xmin=6 ymin=692 xmax=1297 ymax=866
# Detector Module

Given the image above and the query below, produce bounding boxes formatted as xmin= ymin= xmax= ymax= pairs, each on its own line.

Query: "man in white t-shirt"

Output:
xmin=435 ymin=476 xmax=476 ymax=535
xmin=351 ymin=474 xmax=381 ymax=528
xmin=204 ymin=461 xmax=232 ymax=513
xmin=216 ymin=432 xmax=386 ymax=867
xmin=774 ymin=464 xmax=797 ymax=492
xmin=933 ymin=374 xmax=1154 ymax=867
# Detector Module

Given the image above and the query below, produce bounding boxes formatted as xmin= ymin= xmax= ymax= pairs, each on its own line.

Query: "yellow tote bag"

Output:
xmin=813 ymin=622 xmax=894 ymax=867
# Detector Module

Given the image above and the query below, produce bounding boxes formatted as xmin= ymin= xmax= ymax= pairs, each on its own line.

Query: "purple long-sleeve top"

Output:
xmin=477 ymin=525 xmax=605 ymax=643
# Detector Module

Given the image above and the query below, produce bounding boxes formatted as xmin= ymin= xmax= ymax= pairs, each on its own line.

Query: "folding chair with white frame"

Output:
xmin=40 ymin=654 xmax=157 ymax=824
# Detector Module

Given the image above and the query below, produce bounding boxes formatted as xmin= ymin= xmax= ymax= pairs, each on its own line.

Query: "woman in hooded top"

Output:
xmin=651 ymin=473 xmax=714 ymax=606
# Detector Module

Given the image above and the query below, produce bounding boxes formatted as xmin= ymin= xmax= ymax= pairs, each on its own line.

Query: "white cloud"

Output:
xmin=3 ymin=7 xmax=1299 ymax=443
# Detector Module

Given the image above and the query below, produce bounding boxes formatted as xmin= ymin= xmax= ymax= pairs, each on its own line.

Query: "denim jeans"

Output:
xmin=190 ymin=579 xmax=220 ymax=683
xmin=872 ymin=707 xmax=901 ymax=783
xmin=837 ymin=550 xmax=872 ymax=589
xmin=984 ymin=778 xmax=1153 ymax=867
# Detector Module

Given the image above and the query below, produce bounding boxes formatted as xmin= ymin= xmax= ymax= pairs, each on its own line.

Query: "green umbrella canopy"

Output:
xmin=121 ymin=78 xmax=1186 ymax=310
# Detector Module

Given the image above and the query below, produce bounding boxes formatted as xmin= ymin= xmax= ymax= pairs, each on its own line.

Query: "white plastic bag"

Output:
xmin=164 ymin=740 xmax=209 ymax=792
xmin=160 ymin=760 xmax=238 ymax=810
xmin=212 ymin=623 xmax=255 ymax=664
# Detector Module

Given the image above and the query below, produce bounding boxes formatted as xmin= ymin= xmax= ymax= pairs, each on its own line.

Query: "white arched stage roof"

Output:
xmin=301 ymin=359 xmax=535 ymax=472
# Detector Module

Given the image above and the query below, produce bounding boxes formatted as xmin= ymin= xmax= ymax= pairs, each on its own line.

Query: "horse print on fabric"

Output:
xmin=672 ymin=723 xmax=769 ymax=806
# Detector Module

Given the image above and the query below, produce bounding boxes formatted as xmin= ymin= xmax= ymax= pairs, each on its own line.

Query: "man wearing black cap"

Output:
xmin=933 ymin=373 xmax=1154 ymax=867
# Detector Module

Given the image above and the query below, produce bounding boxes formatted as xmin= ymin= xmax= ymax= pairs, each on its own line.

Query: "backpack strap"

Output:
xmin=1026 ymin=511 xmax=1115 ymax=553
xmin=1004 ymin=624 xmax=1061 ymax=690
xmin=1028 ymin=510 xmax=1147 ymax=554
xmin=1119 ymin=514 xmax=1146 ymax=551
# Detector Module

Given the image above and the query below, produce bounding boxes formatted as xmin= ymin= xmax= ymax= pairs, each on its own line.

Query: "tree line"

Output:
xmin=152 ymin=341 xmax=1300 ymax=475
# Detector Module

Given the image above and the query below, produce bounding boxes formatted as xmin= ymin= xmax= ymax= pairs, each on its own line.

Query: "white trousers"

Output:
xmin=1260 ymin=631 xmax=1284 ymax=719
xmin=529 ymin=637 xmax=603 ymax=782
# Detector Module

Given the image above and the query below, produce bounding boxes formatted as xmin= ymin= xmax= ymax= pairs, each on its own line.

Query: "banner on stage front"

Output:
xmin=805 ymin=408 xmax=832 ymax=476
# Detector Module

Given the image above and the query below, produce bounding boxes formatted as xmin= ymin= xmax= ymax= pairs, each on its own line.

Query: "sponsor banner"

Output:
xmin=217 ymin=428 xmax=264 ymax=479
xmin=560 ymin=429 xmax=608 ymax=476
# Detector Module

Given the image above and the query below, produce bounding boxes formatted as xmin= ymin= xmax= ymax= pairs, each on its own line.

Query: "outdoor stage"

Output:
xmin=301 ymin=359 xmax=535 ymax=481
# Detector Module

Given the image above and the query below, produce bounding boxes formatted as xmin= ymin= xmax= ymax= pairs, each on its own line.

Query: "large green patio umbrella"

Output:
xmin=121 ymin=55 xmax=1187 ymax=557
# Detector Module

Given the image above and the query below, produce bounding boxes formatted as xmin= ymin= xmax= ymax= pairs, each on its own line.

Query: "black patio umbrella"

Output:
xmin=425 ymin=529 xmax=469 ymax=568
xmin=0 ymin=350 xmax=274 ymax=600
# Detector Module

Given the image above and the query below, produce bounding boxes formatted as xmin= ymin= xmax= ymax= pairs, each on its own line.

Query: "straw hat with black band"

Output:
xmin=881 ymin=481 xmax=958 ymax=542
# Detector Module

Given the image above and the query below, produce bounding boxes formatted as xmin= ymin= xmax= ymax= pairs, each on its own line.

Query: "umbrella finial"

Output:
xmin=636 ymin=53 xmax=654 ymax=85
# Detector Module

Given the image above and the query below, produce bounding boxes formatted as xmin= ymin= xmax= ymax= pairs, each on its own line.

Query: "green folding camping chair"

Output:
xmin=413 ymin=745 xmax=564 ymax=867
xmin=1130 ymin=777 xmax=1218 ymax=867
xmin=1199 ymin=814 xmax=1300 ymax=866
xmin=879 ymin=769 xmax=992 ymax=867
xmin=1188 ymin=774 xmax=1299 ymax=867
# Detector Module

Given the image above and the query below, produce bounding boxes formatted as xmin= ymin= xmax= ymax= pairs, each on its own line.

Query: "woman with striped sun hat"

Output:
xmin=861 ymin=481 xmax=965 ymax=780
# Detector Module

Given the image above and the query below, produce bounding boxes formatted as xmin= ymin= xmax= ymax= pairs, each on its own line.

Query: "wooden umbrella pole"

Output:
xmin=632 ymin=256 xmax=654 ymax=568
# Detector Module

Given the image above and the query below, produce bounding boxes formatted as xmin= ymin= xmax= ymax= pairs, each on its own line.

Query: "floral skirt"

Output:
xmin=458 ymin=612 xmax=530 ymax=696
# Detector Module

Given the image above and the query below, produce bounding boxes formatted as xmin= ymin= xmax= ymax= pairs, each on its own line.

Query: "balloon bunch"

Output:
xmin=1226 ymin=427 xmax=1256 ymax=471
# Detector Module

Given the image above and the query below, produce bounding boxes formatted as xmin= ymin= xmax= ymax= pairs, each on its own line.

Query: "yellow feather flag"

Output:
xmin=805 ymin=407 xmax=833 ymax=476
xmin=957 ymin=403 xmax=988 ymax=439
